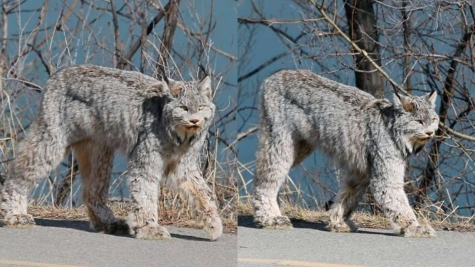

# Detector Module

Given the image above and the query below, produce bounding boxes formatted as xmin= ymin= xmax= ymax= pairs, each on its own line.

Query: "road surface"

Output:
xmin=238 ymin=216 xmax=475 ymax=267
xmin=0 ymin=218 xmax=236 ymax=267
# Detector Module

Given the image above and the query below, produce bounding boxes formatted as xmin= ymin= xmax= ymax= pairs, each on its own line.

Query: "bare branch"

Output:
xmin=157 ymin=0 xmax=181 ymax=70
xmin=110 ymin=0 xmax=122 ymax=65
xmin=117 ymin=3 xmax=169 ymax=69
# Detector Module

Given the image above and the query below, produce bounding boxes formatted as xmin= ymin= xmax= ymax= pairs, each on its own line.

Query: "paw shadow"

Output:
xmin=34 ymin=218 xmax=94 ymax=232
xmin=354 ymin=229 xmax=396 ymax=237
xmin=170 ymin=233 xmax=211 ymax=242
xmin=291 ymin=218 xmax=327 ymax=231
xmin=35 ymin=218 xmax=213 ymax=241
xmin=238 ymin=215 xmax=396 ymax=236
xmin=237 ymin=215 xmax=255 ymax=228
xmin=34 ymin=218 xmax=132 ymax=238
xmin=237 ymin=215 xmax=326 ymax=231
xmin=292 ymin=219 xmax=396 ymax=236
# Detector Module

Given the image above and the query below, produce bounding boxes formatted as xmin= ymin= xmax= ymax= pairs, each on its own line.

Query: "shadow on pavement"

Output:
xmin=171 ymin=233 xmax=211 ymax=242
xmin=34 ymin=218 xmax=214 ymax=241
xmin=237 ymin=215 xmax=255 ymax=228
xmin=238 ymin=215 xmax=326 ymax=231
xmin=291 ymin=219 xmax=327 ymax=231
xmin=355 ymin=229 xmax=395 ymax=237
xmin=35 ymin=218 xmax=94 ymax=232
xmin=238 ymin=215 xmax=396 ymax=237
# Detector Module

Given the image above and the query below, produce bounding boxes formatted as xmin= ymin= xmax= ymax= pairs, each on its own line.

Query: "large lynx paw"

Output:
xmin=401 ymin=224 xmax=436 ymax=238
xmin=134 ymin=225 xmax=171 ymax=240
xmin=203 ymin=214 xmax=223 ymax=241
xmin=2 ymin=214 xmax=35 ymax=228
xmin=327 ymin=220 xmax=358 ymax=233
xmin=255 ymin=216 xmax=293 ymax=230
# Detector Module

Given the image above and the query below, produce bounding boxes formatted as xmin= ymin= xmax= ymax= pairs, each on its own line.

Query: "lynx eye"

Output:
xmin=416 ymin=120 xmax=424 ymax=125
xmin=431 ymin=118 xmax=437 ymax=123
xmin=180 ymin=106 xmax=188 ymax=111
xmin=198 ymin=105 xmax=206 ymax=111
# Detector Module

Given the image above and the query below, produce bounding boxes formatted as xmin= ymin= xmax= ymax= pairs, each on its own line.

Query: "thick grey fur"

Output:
xmin=0 ymin=64 xmax=223 ymax=241
xmin=253 ymin=69 xmax=439 ymax=238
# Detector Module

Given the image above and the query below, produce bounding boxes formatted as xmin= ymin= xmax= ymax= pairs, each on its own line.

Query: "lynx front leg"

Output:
xmin=253 ymin=131 xmax=295 ymax=229
xmin=328 ymin=173 xmax=369 ymax=233
xmin=1 ymin=125 xmax=67 ymax=227
xmin=74 ymin=141 xmax=129 ymax=235
xmin=166 ymin=164 xmax=222 ymax=241
xmin=370 ymin=160 xmax=436 ymax=238
xmin=126 ymin=142 xmax=170 ymax=240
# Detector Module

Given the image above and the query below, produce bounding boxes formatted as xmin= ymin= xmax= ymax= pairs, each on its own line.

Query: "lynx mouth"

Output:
xmin=185 ymin=125 xmax=201 ymax=132
xmin=418 ymin=137 xmax=431 ymax=142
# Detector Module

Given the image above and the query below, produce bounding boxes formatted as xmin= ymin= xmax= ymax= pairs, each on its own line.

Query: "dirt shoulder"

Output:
xmin=26 ymin=203 xmax=237 ymax=234
xmin=238 ymin=203 xmax=475 ymax=232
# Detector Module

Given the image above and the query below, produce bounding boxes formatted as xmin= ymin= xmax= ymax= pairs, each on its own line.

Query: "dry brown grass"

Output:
xmin=27 ymin=201 xmax=237 ymax=234
xmin=238 ymin=202 xmax=475 ymax=232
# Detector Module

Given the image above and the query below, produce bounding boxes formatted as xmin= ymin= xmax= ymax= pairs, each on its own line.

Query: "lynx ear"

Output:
xmin=164 ymin=76 xmax=177 ymax=88
xmin=426 ymin=90 xmax=437 ymax=108
xmin=198 ymin=76 xmax=212 ymax=98
xmin=145 ymin=81 xmax=170 ymax=98
xmin=393 ymin=92 xmax=414 ymax=112
xmin=165 ymin=77 xmax=184 ymax=97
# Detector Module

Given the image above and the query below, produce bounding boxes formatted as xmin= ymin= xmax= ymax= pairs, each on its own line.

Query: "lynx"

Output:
xmin=0 ymin=65 xmax=223 ymax=241
xmin=253 ymin=69 xmax=439 ymax=238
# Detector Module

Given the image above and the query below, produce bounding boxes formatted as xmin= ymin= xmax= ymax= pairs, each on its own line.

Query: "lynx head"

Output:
xmin=160 ymin=76 xmax=215 ymax=146
xmin=392 ymin=91 xmax=439 ymax=154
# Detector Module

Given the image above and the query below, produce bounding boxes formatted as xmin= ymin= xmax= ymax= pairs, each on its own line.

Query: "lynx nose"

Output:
xmin=190 ymin=118 xmax=200 ymax=125
xmin=426 ymin=131 xmax=434 ymax=136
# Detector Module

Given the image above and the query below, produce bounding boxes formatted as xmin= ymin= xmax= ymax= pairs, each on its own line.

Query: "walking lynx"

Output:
xmin=253 ymin=69 xmax=439 ymax=238
xmin=1 ymin=65 xmax=223 ymax=241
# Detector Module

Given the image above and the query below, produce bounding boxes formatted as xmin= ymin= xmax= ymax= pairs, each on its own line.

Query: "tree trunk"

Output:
xmin=344 ymin=0 xmax=384 ymax=98
xmin=157 ymin=0 xmax=181 ymax=72
xmin=344 ymin=0 xmax=384 ymax=213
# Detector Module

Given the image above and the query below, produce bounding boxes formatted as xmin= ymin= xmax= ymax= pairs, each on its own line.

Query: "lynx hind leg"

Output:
xmin=74 ymin=141 xmax=129 ymax=235
xmin=167 ymin=169 xmax=223 ymax=241
xmin=327 ymin=173 xmax=369 ymax=233
xmin=1 ymin=125 xmax=67 ymax=227
xmin=253 ymin=130 xmax=297 ymax=230
xmin=370 ymin=163 xmax=436 ymax=238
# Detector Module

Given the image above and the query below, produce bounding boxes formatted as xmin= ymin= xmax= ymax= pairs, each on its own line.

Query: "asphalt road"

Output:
xmin=238 ymin=216 xmax=475 ymax=267
xmin=0 ymin=219 xmax=236 ymax=267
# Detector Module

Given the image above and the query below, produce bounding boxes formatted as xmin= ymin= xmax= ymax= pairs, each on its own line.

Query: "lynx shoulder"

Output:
xmin=253 ymin=69 xmax=439 ymax=238
xmin=1 ymin=64 xmax=223 ymax=241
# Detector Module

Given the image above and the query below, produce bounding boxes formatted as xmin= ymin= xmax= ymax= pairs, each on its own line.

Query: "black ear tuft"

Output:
xmin=426 ymin=90 xmax=437 ymax=107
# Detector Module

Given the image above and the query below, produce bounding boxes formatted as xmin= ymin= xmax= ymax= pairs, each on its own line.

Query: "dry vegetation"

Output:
xmin=238 ymin=202 xmax=475 ymax=233
xmin=28 ymin=200 xmax=237 ymax=234
xmin=0 ymin=0 xmax=237 ymax=232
